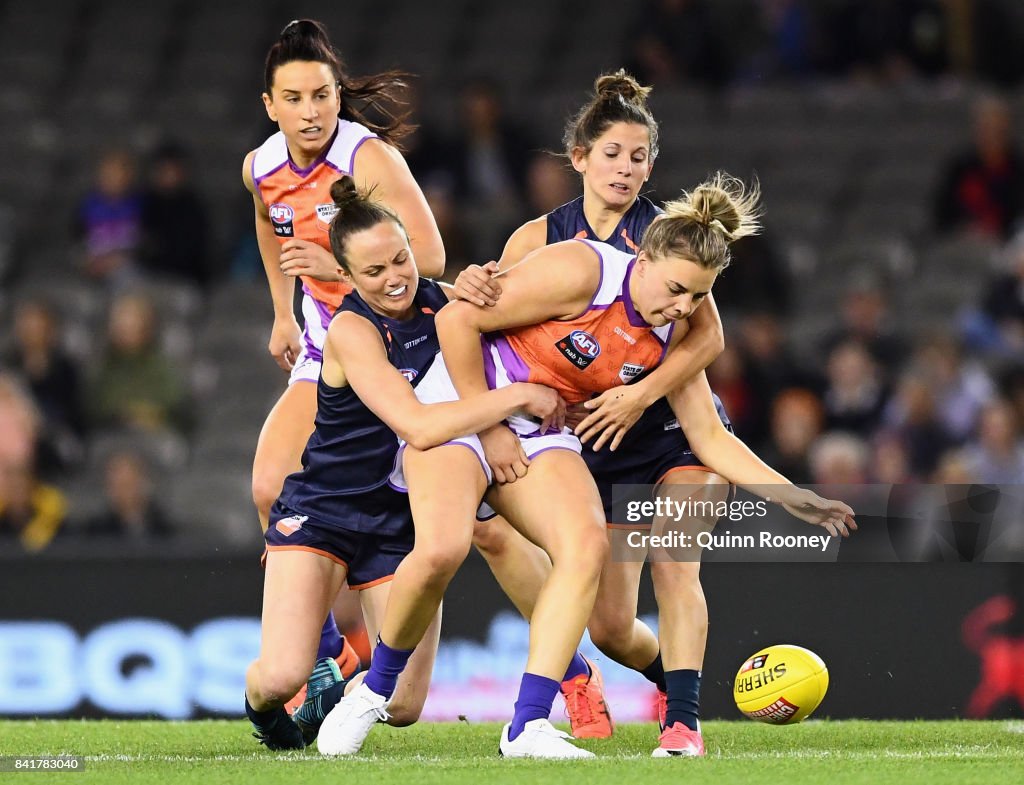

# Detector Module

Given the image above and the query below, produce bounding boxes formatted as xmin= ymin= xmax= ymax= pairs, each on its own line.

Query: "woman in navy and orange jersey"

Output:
xmin=243 ymin=177 xmax=562 ymax=751
xmin=242 ymin=19 xmax=444 ymax=701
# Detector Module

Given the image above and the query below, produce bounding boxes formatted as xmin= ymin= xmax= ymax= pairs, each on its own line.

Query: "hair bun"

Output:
xmin=594 ymin=69 xmax=652 ymax=104
xmin=330 ymin=175 xmax=360 ymax=208
xmin=279 ymin=18 xmax=326 ymax=41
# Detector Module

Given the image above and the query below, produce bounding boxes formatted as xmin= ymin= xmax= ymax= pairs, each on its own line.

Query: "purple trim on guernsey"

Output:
xmin=482 ymin=340 xmax=498 ymax=390
xmin=311 ymin=296 xmax=334 ymax=330
xmin=585 ymin=295 xmax=623 ymax=312
xmin=489 ymin=335 xmax=530 ymax=385
xmin=251 ymin=157 xmax=273 ymax=202
xmin=348 ymin=135 xmax=373 ymax=176
xmin=255 ymin=160 xmax=288 ymax=187
xmin=657 ymin=322 xmax=677 ymax=363
xmin=302 ymin=327 xmax=323 ymax=363
xmin=621 ymin=259 xmax=650 ymax=328
xmin=287 ymin=126 xmax=340 ymax=177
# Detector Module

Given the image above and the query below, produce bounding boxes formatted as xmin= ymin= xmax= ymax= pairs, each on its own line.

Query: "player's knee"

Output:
xmin=251 ymin=470 xmax=281 ymax=517
xmin=387 ymin=679 xmax=428 ymax=728
xmin=567 ymin=525 xmax=609 ymax=578
xmin=385 ymin=696 xmax=425 ymax=727
xmin=650 ymin=561 xmax=702 ymax=596
xmin=256 ymin=662 xmax=306 ymax=705
xmin=409 ymin=538 xmax=471 ymax=584
xmin=472 ymin=519 xmax=510 ymax=558
xmin=588 ymin=605 xmax=635 ymax=652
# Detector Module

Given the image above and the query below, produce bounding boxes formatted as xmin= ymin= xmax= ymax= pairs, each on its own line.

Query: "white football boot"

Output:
xmin=499 ymin=719 xmax=595 ymax=759
xmin=316 ymin=682 xmax=390 ymax=756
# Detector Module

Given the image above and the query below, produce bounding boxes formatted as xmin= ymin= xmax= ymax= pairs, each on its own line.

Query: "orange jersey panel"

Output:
xmin=251 ymin=121 xmax=377 ymax=309
xmin=487 ymin=241 xmax=675 ymax=405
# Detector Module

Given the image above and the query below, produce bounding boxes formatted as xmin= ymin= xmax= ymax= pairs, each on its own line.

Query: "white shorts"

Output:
xmin=289 ymin=291 xmax=334 ymax=385
xmin=388 ymin=352 xmax=581 ymax=519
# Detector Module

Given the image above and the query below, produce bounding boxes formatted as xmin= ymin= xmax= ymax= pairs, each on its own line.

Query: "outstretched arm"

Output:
xmin=668 ymin=372 xmax=856 ymax=537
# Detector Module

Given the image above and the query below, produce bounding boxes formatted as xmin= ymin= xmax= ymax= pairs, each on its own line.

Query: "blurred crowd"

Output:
xmin=3 ymin=0 xmax=1024 ymax=551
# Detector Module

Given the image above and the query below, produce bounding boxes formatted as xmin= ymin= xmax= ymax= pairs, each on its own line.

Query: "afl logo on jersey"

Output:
xmin=269 ymin=202 xmax=295 ymax=237
xmin=556 ymin=329 xmax=601 ymax=370
xmin=316 ymin=203 xmax=339 ymax=230
xmin=399 ymin=368 xmax=418 ymax=383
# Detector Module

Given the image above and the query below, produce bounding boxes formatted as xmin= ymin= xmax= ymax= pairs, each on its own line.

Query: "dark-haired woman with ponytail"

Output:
xmin=243 ymin=177 xmax=561 ymax=750
xmin=242 ymin=18 xmax=445 ymax=708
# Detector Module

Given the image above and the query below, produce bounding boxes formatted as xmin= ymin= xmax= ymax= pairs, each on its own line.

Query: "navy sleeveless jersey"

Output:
xmin=276 ymin=280 xmax=449 ymax=533
xmin=546 ymin=195 xmax=661 ymax=252
xmin=544 ymin=195 xmax=728 ymax=476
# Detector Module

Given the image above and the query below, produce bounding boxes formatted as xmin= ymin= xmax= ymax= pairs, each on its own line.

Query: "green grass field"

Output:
xmin=2 ymin=720 xmax=1022 ymax=785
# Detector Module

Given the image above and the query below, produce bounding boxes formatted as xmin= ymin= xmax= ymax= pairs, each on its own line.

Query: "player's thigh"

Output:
xmin=261 ymin=549 xmax=347 ymax=667
xmin=404 ymin=444 xmax=487 ymax=558
xmin=653 ymin=469 xmax=731 ymax=541
xmin=252 ymin=381 xmax=318 ymax=487
xmin=488 ymin=450 xmax=606 ymax=560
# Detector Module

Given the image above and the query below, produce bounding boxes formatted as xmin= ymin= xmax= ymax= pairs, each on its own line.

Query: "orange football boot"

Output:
xmin=652 ymin=721 xmax=705 ymax=757
xmin=559 ymin=655 xmax=613 ymax=739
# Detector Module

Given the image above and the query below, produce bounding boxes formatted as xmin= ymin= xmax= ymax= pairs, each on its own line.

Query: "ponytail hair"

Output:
xmin=563 ymin=69 xmax=659 ymax=160
xmin=328 ymin=176 xmax=405 ymax=272
xmin=641 ymin=172 xmax=761 ymax=272
xmin=265 ymin=19 xmax=413 ymax=147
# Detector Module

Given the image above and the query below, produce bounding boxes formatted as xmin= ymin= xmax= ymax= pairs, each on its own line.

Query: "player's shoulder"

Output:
xmin=634 ymin=194 xmax=663 ymax=215
xmin=249 ymin=131 xmax=289 ymax=182
xmin=328 ymin=119 xmax=381 ymax=174
xmin=500 ymin=216 xmax=548 ymax=265
xmin=242 ymin=149 xmax=257 ymax=192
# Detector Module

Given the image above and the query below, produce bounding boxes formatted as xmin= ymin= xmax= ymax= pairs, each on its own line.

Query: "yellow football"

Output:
xmin=733 ymin=644 xmax=829 ymax=724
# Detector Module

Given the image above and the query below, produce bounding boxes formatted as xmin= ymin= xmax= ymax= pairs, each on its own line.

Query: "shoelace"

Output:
xmin=353 ymin=693 xmax=391 ymax=723
xmin=563 ymin=677 xmax=596 ymax=727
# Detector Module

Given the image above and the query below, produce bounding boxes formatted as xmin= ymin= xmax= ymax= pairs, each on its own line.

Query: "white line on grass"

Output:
xmin=83 ymin=747 xmax=1022 ymax=764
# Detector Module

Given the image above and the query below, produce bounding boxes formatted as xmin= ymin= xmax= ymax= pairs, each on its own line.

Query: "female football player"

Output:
xmin=244 ymin=18 xmax=445 ymax=691
xmin=244 ymin=177 xmax=561 ymax=750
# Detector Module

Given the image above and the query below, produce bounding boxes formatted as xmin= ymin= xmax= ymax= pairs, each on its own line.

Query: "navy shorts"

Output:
xmin=265 ymin=494 xmax=414 ymax=590
xmin=589 ymin=442 xmax=717 ymax=524
xmin=586 ymin=394 xmax=733 ymax=524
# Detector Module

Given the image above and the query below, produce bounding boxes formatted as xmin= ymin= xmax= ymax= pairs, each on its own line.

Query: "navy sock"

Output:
xmin=641 ymin=652 xmax=667 ymax=693
xmin=362 ymin=637 xmax=415 ymax=700
xmin=509 ymin=673 xmax=560 ymax=741
xmin=561 ymin=651 xmax=590 ymax=682
xmin=245 ymin=693 xmax=283 ymax=727
xmin=316 ymin=612 xmax=344 ymax=660
xmin=664 ymin=669 xmax=701 ymax=732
